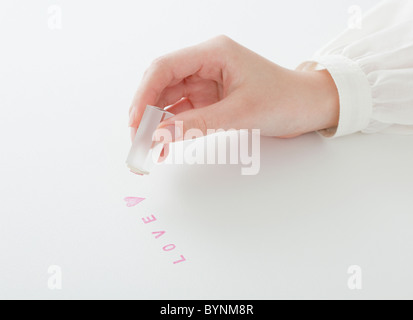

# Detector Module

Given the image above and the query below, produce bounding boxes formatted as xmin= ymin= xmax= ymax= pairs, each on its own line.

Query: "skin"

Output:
xmin=129 ymin=35 xmax=339 ymax=147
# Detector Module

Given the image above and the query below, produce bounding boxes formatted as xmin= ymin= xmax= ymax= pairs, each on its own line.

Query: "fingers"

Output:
xmin=155 ymin=82 xmax=187 ymax=109
xmin=129 ymin=36 xmax=232 ymax=129
xmin=130 ymin=99 xmax=194 ymax=142
xmin=129 ymin=47 xmax=211 ymax=128
xmin=157 ymin=96 xmax=238 ymax=142
xmin=165 ymin=98 xmax=194 ymax=115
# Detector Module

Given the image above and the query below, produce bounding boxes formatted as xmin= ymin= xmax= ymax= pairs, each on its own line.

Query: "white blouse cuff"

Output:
xmin=298 ymin=55 xmax=373 ymax=138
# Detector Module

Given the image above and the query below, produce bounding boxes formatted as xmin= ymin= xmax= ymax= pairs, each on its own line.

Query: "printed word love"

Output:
xmin=142 ymin=214 xmax=187 ymax=265
xmin=124 ymin=197 xmax=187 ymax=265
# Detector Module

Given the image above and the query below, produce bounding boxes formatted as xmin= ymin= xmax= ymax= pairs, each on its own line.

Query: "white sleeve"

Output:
xmin=297 ymin=0 xmax=413 ymax=137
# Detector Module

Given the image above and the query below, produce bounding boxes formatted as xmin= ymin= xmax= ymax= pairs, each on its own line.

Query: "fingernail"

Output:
xmin=164 ymin=125 xmax=182 ymax=141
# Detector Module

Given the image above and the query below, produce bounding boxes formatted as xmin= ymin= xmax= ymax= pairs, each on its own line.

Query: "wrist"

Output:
xmin=293 ymin=69 xmax=340 ymax=135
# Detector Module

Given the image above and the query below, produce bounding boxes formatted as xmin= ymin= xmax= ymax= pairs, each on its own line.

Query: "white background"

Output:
xmin=1 ymin=0 xmax=413 ymax=299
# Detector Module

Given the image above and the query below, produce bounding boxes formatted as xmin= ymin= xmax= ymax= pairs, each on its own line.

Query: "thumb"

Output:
xmin=157 ymin=99 xmax=235 ymax=142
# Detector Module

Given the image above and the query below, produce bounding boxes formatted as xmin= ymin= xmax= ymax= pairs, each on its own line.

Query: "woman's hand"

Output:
xmin=129 ymin=35 xmax=339 ymax=141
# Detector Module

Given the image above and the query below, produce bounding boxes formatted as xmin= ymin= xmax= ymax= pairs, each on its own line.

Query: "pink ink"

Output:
xmin=163 ymin=244 xmax=176 ymax=251
xmin=173 ymin=255 xmax=186 ymax=264
xmin=142 ymin=214 xmax=157 ymax=224
xmin=127 ymin=197 xmax=187 ymax=265
xmin=152 ymin=230 xmax=166 ymax=239
xmin=124 ymin=197 xmax=145 ymax=207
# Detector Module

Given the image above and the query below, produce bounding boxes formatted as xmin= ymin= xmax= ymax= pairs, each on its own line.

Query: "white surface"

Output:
xmin=1 ymin=0 xmax=413 ymax=300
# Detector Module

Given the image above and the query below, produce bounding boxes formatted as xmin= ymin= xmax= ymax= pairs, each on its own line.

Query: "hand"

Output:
xmin=129 ymin=35 xmax=339 ymax=141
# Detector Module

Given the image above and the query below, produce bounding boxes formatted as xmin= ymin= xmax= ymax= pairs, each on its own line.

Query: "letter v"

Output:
xmin=152 ymin=231 xmax=166 ymax=239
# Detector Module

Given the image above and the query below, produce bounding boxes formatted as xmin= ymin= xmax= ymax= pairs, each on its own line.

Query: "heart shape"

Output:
xmin=124 ymin=197 xmax=145 ymax=207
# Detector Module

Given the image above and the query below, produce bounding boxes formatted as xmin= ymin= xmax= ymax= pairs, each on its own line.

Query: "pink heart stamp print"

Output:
xmin=124 ymin=197 xmax=145 ymax=207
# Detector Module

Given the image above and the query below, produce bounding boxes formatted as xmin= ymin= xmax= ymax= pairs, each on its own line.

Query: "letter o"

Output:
xmin=163 ymin=244 xmax=176 ymax=251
